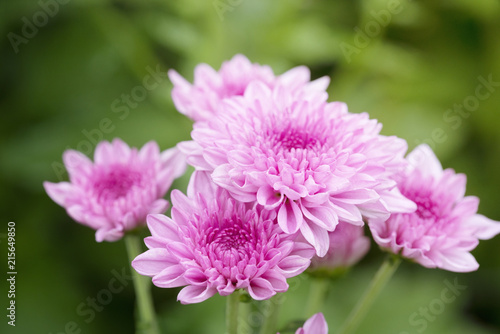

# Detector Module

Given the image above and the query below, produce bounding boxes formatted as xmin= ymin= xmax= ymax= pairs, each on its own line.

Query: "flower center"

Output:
xmin=270 ymin=126 xmax=322 ymax=152
xmin=414 ymin=196 xmax=439 ymax=219
xmin=199 ymin=213 xmax=263 ymax=268
xmin=92 ymin=165 xmax=142 ymax=200
xmin=213 ymin=226 xmax=251 ymax=252
xmin=402 ymin=188 xmax=441 ymax=220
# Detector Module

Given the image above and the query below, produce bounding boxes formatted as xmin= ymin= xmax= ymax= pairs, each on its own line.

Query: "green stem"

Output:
xmin=259 ymin=295 xmax=282 ymax=334
xmin=226 ymin=290 xmax=241 ymax=334
xmin=305 ymin=277 xmax=330 ymax=316
xmin=125 ymin=234 xmax=161 ymax=334
xmin=337 ymin=255 xmax=401 ymax=334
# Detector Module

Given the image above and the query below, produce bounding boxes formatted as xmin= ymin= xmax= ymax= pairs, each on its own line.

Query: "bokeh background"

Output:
xmin=1 ymin=0 xmax=500 ymax=333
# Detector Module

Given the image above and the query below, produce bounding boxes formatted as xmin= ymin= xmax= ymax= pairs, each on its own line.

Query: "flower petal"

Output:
xmin=247 ymin=277 xmax=276 ymax=300
xmin=467 ymin=214 xmax=500 ymax=240
xmin=95 ymin=226 xmax=123 ymax=242
xmin=177 ymin=285 xmax=216 ymax=304
xmin=147 ymin=214 xmax=181 ymax=242
xmin=277 ymin=255 xmax=311 ymax=278
xmin=302 ymin=313 xmax=328 ymax=334
xmin=43 ymin=181 xmax=75 ymax=206
xmin=278 ymin=200 xmax=303 ymax=234
xmin=406 ymin=144 xmax=443 ymax=177
xmin=153 ymin=264 xmax=188 ymax=288
xmin=132 ymin=248 xmax=174 ymax=276
xmin=300 ymin=221 xmax=330 ymax=257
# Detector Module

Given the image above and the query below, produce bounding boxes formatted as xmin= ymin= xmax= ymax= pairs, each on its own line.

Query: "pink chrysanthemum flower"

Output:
xmin=44 ymin=138 xmax=186 ymax=242
xmin=310 ymin=222 xmax=370 ymax=273
xmin=181 ymin=82 xmax=415 ymax=256
xmin=369 ymin=144 xmax=500 ymax=272
xmin=278 ymin=313 xmax=329 ymax=334
xmin=132 ymin=172 xmax=314 ymax=304
xmin=168 ymin=54 xmax=329 ymax=122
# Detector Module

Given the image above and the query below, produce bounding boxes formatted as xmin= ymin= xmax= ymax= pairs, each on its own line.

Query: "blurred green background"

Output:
xmin=1 ymin=0 xmax=500 ymax=333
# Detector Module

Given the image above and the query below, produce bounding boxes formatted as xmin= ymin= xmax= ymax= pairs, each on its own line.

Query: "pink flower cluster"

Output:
xmin=166 ymin=55 xmax=498 ymax=277
xmin=44 ymin=55 xmax=500 ymax=313
xmin=177 ymin=55 xmax=415 ymax=256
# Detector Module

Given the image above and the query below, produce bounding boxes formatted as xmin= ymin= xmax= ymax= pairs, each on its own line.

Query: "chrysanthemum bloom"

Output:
xmin=309 ymin=222 xmax=370 ymax=275
xmin=168 ymin=54 xmax=329 ymax=122
xmin=132 ymin=171 xmax=314 ymax=303
xmin=44 ymin=138 xmax=186 ymax=242
xmin=369 ymin=144 xmax=500 ymax=272
xmin=278 ymin=313 xmax=328 ymax=334
xmin=181 ymin=82 xmax=415 ymax=256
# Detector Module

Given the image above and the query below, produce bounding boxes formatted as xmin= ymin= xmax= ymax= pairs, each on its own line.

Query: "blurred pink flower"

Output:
xmin=310 ymin=222 xmax=370 ymax=273
xmin=278 ymin=313 xmax=328 ymax=334
xmin=369 ymin=144 xmax=500 ymax=272
xmin=168 ymin=54 xmax=329 ymax=122
xmin=181 ymin=81 xmax=415 ymax=256
xmin=44 ymin=138 xmax=186 ymax=242
xmin=132 ymin=171 xmax=314 ymax=304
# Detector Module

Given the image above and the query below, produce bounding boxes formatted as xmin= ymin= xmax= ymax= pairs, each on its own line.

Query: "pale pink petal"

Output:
xmin=110 ymin=138 xmax=132 ymax=163
xmin=147 ymin=214 xmax=181 ymax=242
xmin=278 ymin=255 xmax=311 ymax=278
xmin=183 ymin=267 xmax=208 ymax=285
xmin=300 ymin=221 xmax=330 ymax=257
xmin=63 ymin=150 xmax=93 ymax=181
xmin=95 ymin=226 xmax=123 ymax=242
xmin=194 ymin=63 xmax=220 ymax=88
xmin=43 ymin=181 xmax=75 ymax=206
xmin=277 ymin=66 xmax=310 ymax=90
xmin=170 ymin=190 xmax=194 ymax=214
xmin=257 ymin=185 xmax=284 ymax=209
xmin=301 ymin=313 xmax=328 ymax=334
xmin=148 ymin=199 xmax=169 ymax=215
xmin=248 ymin=277 xmax=276 ymax=300
xmin=379 ymin=188 xmax=417 ymax=214
xmin=177 ymin=285 xmax=216 ymax=304
xmin=153 ymin=265 xmax=188 ymax=288
xmin=160 ymin=146 xmax=187 ymax=179
xmin=132 ymin=248 xmax=173 ymax=276
xmin=260 ymin=271 xmax=288 ymax=292
xmin=468 ymin=214 xmax=500 ymax=240
xmin=138 ymin=141 xmax=160 ymax=164
xmin=436 ymin=250 xmax=479 ymax=273
xmin=406 ymin=144 xmax=442 ymax=177
xmin=187 ymin=170 xmax=217 ymax=199
xmin=300 ymin=203 xmax=338 ymax=231
xmin=278 ymin=200 xmax=303 ymax=234
xmin=167 ymin=242 xmax=195 ymax=260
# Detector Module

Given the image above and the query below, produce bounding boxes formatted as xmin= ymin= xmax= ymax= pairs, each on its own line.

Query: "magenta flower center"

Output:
xmin=202 ymin=215 xmax=259 ymax=266
xmin=188 ymin=207 xmax=278 ymax=276
xmin=92 ymin=165 xmax=142 ymax=200
xmin=213 ymin=226 xmax=251 ymax=251
xmin=272 ymin=127 xmax=321 ymax=151
xmin=413 ymin=195 xmax=440 ymax=219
